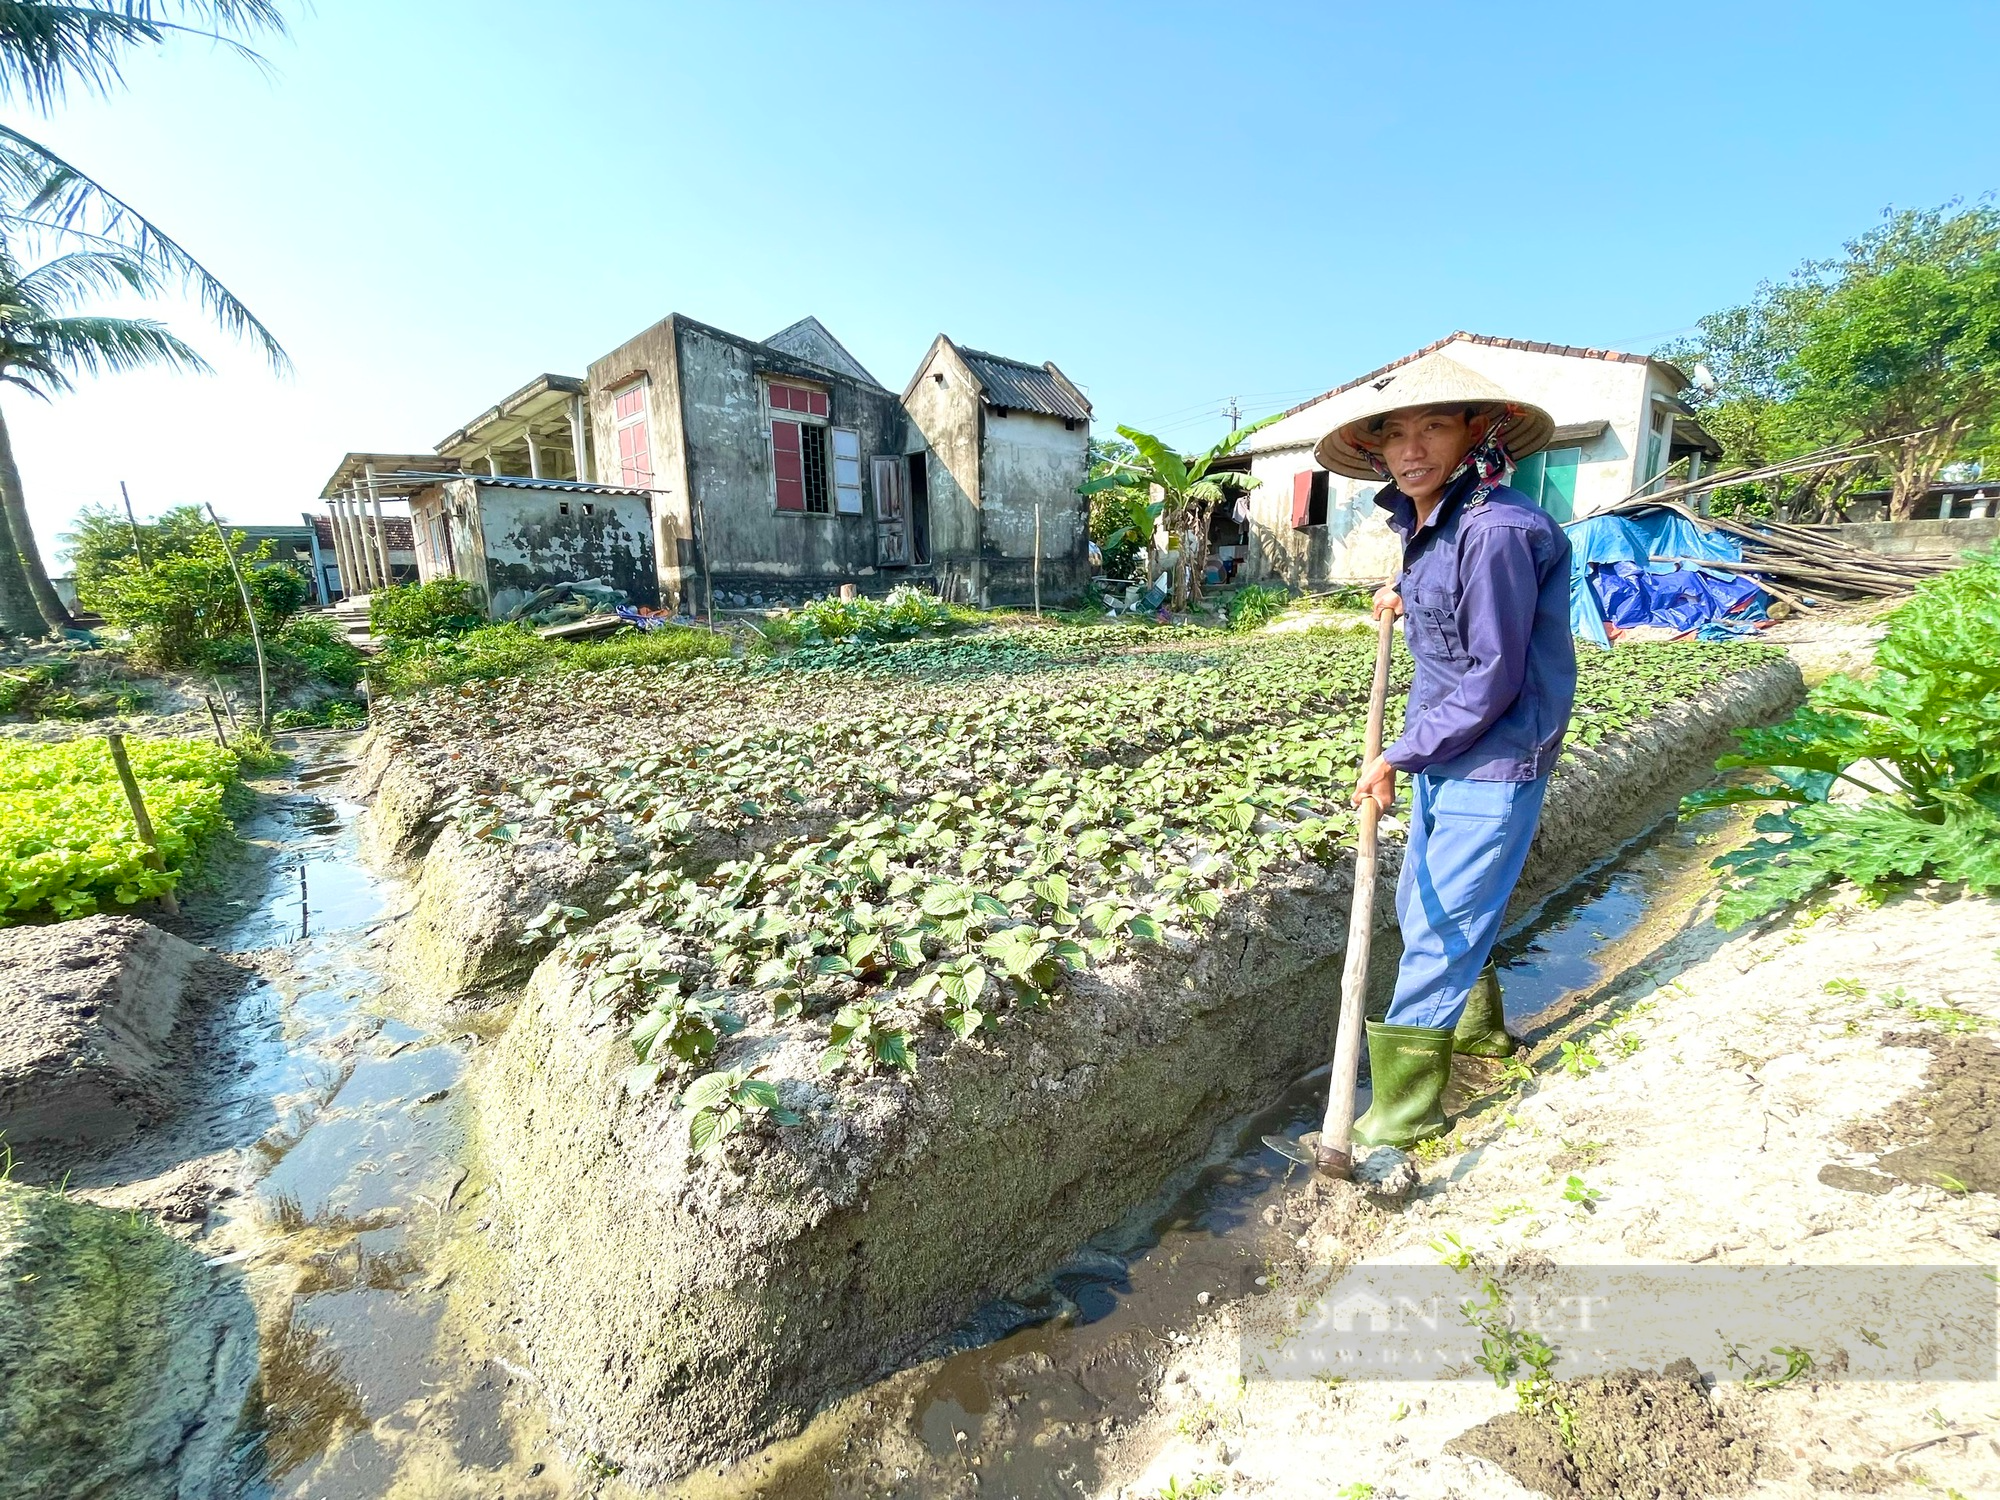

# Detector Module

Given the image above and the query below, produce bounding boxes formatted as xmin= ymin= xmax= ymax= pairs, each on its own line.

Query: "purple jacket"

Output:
xmin=1378 ymin=470 xmax=1577 ymax=782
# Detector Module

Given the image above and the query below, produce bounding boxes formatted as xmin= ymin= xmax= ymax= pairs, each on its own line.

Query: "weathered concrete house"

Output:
xmin=584 ymin=315 xmax=914 ymax=607
xmin=318 ymin=317 xmax=1090 ymax=614
xmin=1239 ymin=332 xmax=1722 ymax=589
xmin=577 ymin=314 xmax=1090 ymax=608
xmin=902 ymin=336 xmax=1093 ymax=604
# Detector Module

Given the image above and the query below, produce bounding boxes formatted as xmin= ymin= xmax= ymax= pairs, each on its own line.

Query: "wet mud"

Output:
xmin=1444 ymin=1357 xmax=1767 ymax=1500
xmin=1837 ymin=1032 xmax=2000 ymax=1195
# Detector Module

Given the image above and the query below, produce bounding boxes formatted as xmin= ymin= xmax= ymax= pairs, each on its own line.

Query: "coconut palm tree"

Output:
xmin=0 ymin=238 xmax=208 ymax=633
xmin=0 ymin=3 xmax=292 ymax=631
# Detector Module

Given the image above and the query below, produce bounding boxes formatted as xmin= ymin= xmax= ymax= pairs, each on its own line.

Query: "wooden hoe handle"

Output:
xmin=1315 ymin=607 xmax=1396 ymax=1178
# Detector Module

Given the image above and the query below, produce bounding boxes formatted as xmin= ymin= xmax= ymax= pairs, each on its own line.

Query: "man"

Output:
xmin=1312 ymin=354 xmax=1577 ymax=1148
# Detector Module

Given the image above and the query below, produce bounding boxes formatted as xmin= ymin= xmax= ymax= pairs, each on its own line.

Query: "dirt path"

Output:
xmin=1103 ymin=886 xmax=2000 ymax=1500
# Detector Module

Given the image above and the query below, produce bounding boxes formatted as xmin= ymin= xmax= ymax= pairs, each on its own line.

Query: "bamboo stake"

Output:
xmin=1314 ymin=606 xmax=1396 ymax=1180
xmin=105 ymin=731 xmax=178 ymax=917
xmin=119 ymin=480 xmax=147 ymax=567
xmin=211 ymin=678 xmax=239 ymax=731
xmin=205 ymin=504 xmax=269 ymax=732
xmin=1032 ymin=502 xmax=1042 ymax=618
xmin=203 ymin=695 xmax=231 ymax=749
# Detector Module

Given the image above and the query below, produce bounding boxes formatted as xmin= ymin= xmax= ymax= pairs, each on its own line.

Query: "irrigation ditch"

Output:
xmin=0 ymin=638 xmax=1808 ymax=1498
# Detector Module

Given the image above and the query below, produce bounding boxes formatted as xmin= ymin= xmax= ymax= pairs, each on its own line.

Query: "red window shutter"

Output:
xmin=807 ymin=390 xmax=828 ymax=418
xmin=772 ymin=419 xmax=805 ymax=510
xmin=1292 ymin=470 xmax=1314 ymax=528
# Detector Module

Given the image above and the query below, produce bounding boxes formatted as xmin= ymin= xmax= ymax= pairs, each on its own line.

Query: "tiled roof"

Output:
xmin=954 ymin=344 xmax=1092 ymax=421
xmin=1274 ymin=332 xmax=1684 ymax=424
xmin=309 ymin=513 xmax=414 ymax=551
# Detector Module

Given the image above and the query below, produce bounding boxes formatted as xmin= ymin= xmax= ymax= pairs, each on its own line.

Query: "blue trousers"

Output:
xmin=1384 ymin=771 xmax=1551 ymax=1030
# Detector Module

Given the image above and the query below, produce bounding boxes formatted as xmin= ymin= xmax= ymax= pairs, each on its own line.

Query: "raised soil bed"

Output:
xmin=461 ymin=655 xmax=1804 ymax=1482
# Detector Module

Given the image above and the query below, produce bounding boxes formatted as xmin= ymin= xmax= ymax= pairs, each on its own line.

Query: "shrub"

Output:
xmin=760 ymin=586 xmax=967 ymax=647
xmin=1226 ymin=584 xmax=1289 ymax=632
xmin=1688 ymin=544 xmax=2000 ymax=926
xmin=369 ymin=622 xmax=732 ymax=697
xmin=369 ymin=578 xmax=483 ymax=641
xmin=83 ymin=517 xmax=309 ymax=669
xmin=199 ymin=616 xmax=364 ymax=690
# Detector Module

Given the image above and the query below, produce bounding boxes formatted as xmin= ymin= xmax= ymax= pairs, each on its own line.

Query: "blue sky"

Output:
xmin=14 ymin=0 xmax=2000 ymax=557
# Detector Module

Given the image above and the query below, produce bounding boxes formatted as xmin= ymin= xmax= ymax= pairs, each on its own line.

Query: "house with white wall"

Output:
xmin=1238 ymin=332 xmax=1722 ymax=589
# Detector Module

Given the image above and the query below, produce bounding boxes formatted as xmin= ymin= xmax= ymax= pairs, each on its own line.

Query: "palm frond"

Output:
xmin=18 ymin=245 xmax=151 ymax=307
xmin=0 ymin=1 xmax=286 ymax=109
xmin=0 ymin=131 xmax=288 ymax=370
xmin=16 ymin=312 xmax=210 ymax=380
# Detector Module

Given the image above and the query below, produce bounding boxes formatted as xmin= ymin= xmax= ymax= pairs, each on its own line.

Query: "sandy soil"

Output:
xmin=1103 ymin=886 xmax=2000 ymax=1500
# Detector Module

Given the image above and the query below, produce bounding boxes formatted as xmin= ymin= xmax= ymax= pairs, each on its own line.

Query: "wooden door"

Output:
xmin=873 ymin=456 xmax=910 ymax=565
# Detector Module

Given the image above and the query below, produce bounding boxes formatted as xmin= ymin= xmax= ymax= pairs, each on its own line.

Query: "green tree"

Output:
xmin=0 ymin=237 xmax=207 ymax=631
xmin=1662 ymin=200 xmax=2000 ymax=519
xmin=82 ymin=505 xmax=304 ymax=666
xmin=1079 ymin=417 xmax=1277 ymax=609
xmin=1787 ymin=250 xmax=2000 ymax=518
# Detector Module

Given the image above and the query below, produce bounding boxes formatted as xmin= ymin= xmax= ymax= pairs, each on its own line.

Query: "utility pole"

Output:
xmin=1223 ymin=397 xmax=1242 ymax=432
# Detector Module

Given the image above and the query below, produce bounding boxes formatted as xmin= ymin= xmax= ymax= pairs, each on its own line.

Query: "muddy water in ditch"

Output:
xmin=138 ymin=744 xmax=1730 ymax=1499
xmin=123 ymin=739 xmax=501 ymax=1498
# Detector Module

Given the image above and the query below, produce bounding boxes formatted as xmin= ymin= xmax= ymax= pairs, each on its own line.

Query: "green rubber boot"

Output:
xmin=1453 ymin=962 xmax=1517 ymax=1059
xmin=1351 ymin=1022 xmax=1456 ymax=1149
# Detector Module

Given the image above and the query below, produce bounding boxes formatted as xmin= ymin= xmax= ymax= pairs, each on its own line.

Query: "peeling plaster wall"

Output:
xmin=474 ymin=482 xmax=657 ymax=619
xmin=977 ymin=407 xmax=1090 ymax=601
xmin=588 ymin=318 xmax=695 ymax=607
xmin=901 ymin=341 xmax=982 ymax=566
xmin=1244 ymin=451 xmax=1399 ymax=587
xmin=673 ymin=321 xmax=911 ymax=594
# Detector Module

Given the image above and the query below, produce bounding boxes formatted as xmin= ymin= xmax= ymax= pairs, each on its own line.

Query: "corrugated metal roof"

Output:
xmin=954 ymin=345 xmax=1092 ymax=421
xmin=370 ymin=471 xmax=657 ymax=498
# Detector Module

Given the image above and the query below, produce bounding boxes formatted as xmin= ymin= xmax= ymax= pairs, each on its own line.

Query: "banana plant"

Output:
xmin=1078 ymin=415 xmax=1281 ymax=610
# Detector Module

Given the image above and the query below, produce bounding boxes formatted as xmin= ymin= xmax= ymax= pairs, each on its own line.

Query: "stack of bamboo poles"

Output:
xmin=1631 ymin=498 xmax=1958 ymax=611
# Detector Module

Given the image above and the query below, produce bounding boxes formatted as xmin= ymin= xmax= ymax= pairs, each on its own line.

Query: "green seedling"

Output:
xmin=1156 ymin=1476 xmax=1224 ymax=1500
xmin=1559 ymin=1138 xmax=1607 ymax=1166
xmin=683 ymin=1066 xmax=801 ymax=1154
xmin=1431 ymin=1232 xmax=1475 ymax=1270
xmin=1824 ymin=976 xmax=1867 ymax=998
xmin=1742 ymin=1345 xmax=1815 ymax=1390
xmin=1858 ymin=1327 xmax=1885 ymax=1349
xmin=1563 ymin=1175 xmax=1601 ymax=1210
xmin=1559 ymin=1039 xmax=1600 ymax=1077
xmin=1491 ymin=1201 xmax=1535 ymax=1225
xmin=1932 ymin=1172 xmax=1971 ymax=1195
xmin=1497 ymin=1054 xmax=1535 ymax=1084
xmin=1614 ymin=1032 xmax=1645 ymax=1057
xmin=1336 ymin=1486 xmax=1376 ymax=1500
xmin=1389 ymin=1401 xmax=1409 ymax=1421
xmin=1313 ymin=1370 xmax=1347 ymax=1389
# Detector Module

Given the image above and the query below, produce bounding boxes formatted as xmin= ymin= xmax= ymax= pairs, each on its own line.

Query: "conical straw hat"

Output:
xmin=1313 ymin=352 xmax=1555 ymax=481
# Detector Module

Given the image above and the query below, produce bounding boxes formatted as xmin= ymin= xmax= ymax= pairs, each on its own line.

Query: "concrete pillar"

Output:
xmin=334 ymin=490 xmax=365 ymax=595
xmin=351 ymin=483 xmax=382 ymax=592
xmin=526 ymin=428 xmax=543 ymax=480
xmin=486 ymin=450 xmax=501 ymax=479
xmin=365 ymin=463 xmax=393 ymax=586
xmin=325 ymin=499 xmax=351 ymax=599
xmin=569 ymin=394 xmax=589 ymax=482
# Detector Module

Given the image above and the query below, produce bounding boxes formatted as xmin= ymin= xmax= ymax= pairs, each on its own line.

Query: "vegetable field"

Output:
xmin=0 ymin=737 xmax=246 ymax=923
xmin=375 ymin=623 xmax=1780 ymax=1146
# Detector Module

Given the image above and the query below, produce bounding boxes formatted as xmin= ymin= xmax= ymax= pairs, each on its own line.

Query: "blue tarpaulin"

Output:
xmin=1563 ymin=506 xmax=1768 ymax=646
